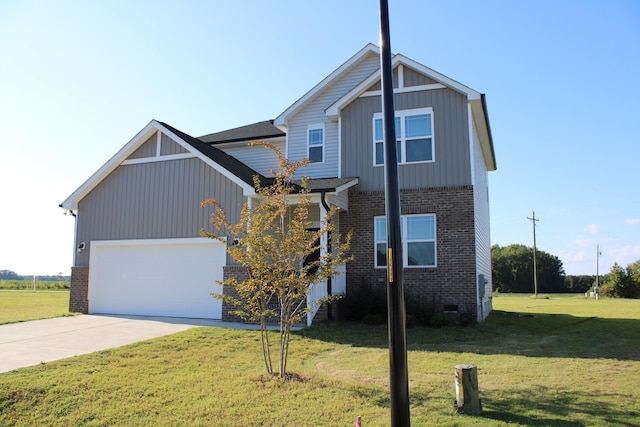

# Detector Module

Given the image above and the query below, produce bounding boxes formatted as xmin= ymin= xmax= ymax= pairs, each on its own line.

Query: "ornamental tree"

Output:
xmin=201 ymin=141 xmax=352 ymax=378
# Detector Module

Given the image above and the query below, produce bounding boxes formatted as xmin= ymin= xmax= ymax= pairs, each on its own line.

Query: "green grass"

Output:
xmin=0 ymin=291 xmax=71 ymax=324
xmin=1 ymin=295 xmax=639 ymax=426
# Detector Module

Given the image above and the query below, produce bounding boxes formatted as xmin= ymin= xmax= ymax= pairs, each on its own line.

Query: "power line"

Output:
xmin=527 ymin=211 xmax=540 ymax=296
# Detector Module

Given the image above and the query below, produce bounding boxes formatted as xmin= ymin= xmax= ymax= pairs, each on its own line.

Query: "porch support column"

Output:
xmin=319 ymin=194 xmax=334 ymax=320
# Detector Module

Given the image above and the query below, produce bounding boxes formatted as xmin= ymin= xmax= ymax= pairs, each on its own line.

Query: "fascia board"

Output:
xmin=60 ymin=120 xmax=161 ymax=210
xmin=333 ymin=178 xmax=359 ymax=193
xmin=274 ymin=43 xmax=380 ymax=129
xmin=211 ymin=135 xmax=285 ymax=149
xmin=469 ymin=98 xmax=497 ymax=171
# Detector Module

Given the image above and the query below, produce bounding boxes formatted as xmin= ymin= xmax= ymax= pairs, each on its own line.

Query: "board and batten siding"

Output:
xmin=75 ymin=157 xmax=243 ymax=266
xmin=341 ymin=88 xmax=471 ymax=192
xmin=160 ymin=133 xmax=188 ymax=155
xmin=287 ymin=53 xmax=381 ymax=179
xmin=128 ymin=134 xmax=157 ymax=159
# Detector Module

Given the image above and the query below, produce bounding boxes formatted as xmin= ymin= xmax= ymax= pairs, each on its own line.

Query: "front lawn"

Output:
xmin=0 ymin=291 xmax=71 ymax=325
xmin=1 ymin=295 xmax=638 ymax=426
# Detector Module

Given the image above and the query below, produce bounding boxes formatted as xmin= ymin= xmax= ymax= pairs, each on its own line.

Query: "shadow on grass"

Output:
xmin=481 ymin=386 xmax=639 ymax=426
xmin=296 ymin=311 xmax=640 ymax=361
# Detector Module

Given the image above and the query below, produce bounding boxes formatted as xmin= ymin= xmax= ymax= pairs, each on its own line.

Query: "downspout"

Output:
xmin=320 ymin=191 xmax=334 ymax=320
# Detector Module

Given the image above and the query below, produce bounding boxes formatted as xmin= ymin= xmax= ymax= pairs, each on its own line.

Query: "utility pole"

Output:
xmin=527 ymin=211 xmax=539 ymax=296
xmin=379 ymin=0 xmax=410 ymax=425
xmin=596 ymin=244 xmax=601 ymax=288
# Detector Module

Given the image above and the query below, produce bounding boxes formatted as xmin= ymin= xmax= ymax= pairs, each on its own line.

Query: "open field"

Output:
xmin=0 ymin=291 xmax=71 ymax=325
xmin=1 ymin=295 xmax=638 ymax=426
xmin=0 ymin=280 xmax=70 ymax=291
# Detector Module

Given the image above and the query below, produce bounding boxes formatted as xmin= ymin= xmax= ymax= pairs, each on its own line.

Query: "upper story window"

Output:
xmin=375 ymin=214 xmax=437 ymax=268
xmin=307 ymin=124 xmax=324 ymax=163
xmin=373 ymin=107 xmax=434 ymax=166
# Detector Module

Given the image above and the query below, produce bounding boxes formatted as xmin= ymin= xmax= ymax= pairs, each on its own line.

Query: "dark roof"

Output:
xmin=297 ymin=178 xmax=359 ymax=193
xmin=159 ymin=122 xmax=357 ymax=196
xmin=159 ymin=121 xmax=270 ymax=188
xmin=199 ymin=120 xmax=285 ymax=145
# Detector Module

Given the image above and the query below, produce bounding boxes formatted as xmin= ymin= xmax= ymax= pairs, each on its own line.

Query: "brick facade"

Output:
xmin=69 ymin=266 xmax=89 ymax=313
xmin=340 ymin=186 xmax=478 ymax=317
xmin=70 ymin=186 xmax=479 ymax=321
xmin=221 ymin=265 xmax=250 ymax=322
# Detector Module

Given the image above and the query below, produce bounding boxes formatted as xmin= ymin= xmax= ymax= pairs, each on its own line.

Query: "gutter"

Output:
xmin=320 ymin=191 xmax=334 ymax=320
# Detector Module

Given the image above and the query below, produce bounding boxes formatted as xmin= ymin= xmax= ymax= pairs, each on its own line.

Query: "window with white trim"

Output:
xmin=307 ymin=124 xmax=324 ymax=163
xmin=373 ymin=107 xmax=434 ymax=165
xmin=375 ymin=214 xmax=436 ymax=268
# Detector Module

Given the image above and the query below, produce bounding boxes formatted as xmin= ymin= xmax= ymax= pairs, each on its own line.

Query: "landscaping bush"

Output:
xmin=337 ymin=278 xmax=387 ymax=322
xmin=339 ymin=279 xmax=460 ymax=327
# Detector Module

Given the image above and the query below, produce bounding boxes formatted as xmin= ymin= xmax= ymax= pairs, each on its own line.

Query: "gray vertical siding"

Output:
xmin=341 ymin=88 xmax=471 ymax=192
xmin=75 ymin=157 xmax=243 ymax=266
xmin=128 ymin=133 xmax=157 ymax=159
xmin=160 ymin=133 xmax=188 ymax=155
xmin=403 ymin=66 xmax=437 ymax=86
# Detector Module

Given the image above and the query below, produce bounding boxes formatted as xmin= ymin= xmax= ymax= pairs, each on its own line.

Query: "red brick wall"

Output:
xmin=340 ymin=186 xmax=478 ymax=316
xmin=70 ymin=266 xmax=89 ymax=313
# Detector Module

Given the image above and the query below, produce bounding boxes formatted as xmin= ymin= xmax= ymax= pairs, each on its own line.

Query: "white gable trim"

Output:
xmin=358 ymin=83 xmax=446 ymax=99
xmin=121 ymin=152 xmax=196 ymax=165
xmin=61 ymin=120 xmax=158 ymax=210
xmin=155 ymin=131 xmax=162 ymax=157
xmin=273 ymin=44 xmax=380 ymax=131
xmin=61 ymin=120 xmax=255 ymax=210
xmin=326 ymin=55 xmax=482 ymax=121
xmin=395 ymin=54 xmax=482 ymax=100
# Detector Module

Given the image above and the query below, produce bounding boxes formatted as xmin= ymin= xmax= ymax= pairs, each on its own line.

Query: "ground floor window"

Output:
xmin=375 ymin=214 xmax=436 ymax=268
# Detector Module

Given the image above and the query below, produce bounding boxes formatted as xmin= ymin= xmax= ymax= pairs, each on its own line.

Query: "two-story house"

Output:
xmin=60 ymin=44 xmax=496 ymax=325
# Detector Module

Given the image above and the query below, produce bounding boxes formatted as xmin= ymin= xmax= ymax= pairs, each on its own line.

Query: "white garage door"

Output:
xmin=88 ymin=238 xmax=225 ymax=319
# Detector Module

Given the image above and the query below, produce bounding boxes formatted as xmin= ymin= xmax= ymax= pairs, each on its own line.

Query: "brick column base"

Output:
xmin=222 ymin=266 xmax=249 ymax=322
xmin=70 ymin=266 xmax=89 ymax=313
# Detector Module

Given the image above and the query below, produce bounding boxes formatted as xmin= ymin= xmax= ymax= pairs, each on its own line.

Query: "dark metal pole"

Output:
xmin=379 ymin=0 xmax=410 ymax=425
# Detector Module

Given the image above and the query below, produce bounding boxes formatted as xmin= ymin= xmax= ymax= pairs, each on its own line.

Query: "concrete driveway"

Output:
xmin=0 ymin=314 xmax=253 ymax=374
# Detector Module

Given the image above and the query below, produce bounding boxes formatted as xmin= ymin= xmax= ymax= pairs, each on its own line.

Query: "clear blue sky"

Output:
xmin=1 ymin=0 xmax=638 ymax=276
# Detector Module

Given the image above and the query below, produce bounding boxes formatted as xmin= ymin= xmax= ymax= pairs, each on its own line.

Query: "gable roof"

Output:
xmin=199 ymin=120 xmax=284 ymax=144
xmin=158 ymin=121 xmax=270 ymax=188
xmin=273 ymin=43 xmax=380 ymax=130
xmin=61 ymin=120 xmax=267 ymax=209
xmin=274 ymin=44 xmax=496 ymax=171
xmin=325 ymin=53 xmax=496 ymax=171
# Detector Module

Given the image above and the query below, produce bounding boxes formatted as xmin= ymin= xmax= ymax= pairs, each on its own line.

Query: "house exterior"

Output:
xmin=61 ymin=44 xmax=496 ymax=324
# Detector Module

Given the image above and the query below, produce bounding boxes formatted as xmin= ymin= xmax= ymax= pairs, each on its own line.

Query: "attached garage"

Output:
xmin=88 ymin=238 xmax=226 ymax=319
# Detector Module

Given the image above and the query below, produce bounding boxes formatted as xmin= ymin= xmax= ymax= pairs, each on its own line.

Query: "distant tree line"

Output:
xmin=491 ymin=244 xmax=640 ymax=298
xmin=0 ymin=270 xmax=70 ymax=282
xmin=492 ymin=244 xmax=567 ymax=293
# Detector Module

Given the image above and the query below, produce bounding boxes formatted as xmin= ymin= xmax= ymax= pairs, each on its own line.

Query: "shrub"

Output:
xmin=457 ymin=304 xmax=477 ymax=327
xmin=430 ymin=312 xmax=450 ymax=328
xmin=337 ymin=278 xmax=387 ymax=322
xmin=340 ymin=278 xmax=472 ymax=328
